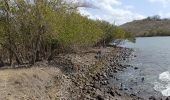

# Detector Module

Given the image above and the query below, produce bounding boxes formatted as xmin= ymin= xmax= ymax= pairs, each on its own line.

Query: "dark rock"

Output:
xmin=0 ymin=59 xmax=4 ymax=67
xmin=115 ymin=78 xmax=119 ymax=81
xmin=141 ymin=77 xmax=144 ymax=82
xmin=96 ymin=95 xmax=104 ymax=100
xmin=130 ymin=94 xmax=136 ymax=97
xmin=113 ymin=70 xmax=118 ymax=73
xmin=86 ymin=90 xmax=91 ymax=94
xmin=134 ymin=82 xmax=138 ymax=85
xmin=166 ymin=97 xmax=170 ymax=100
xmin=134 ymin=67 xmax=138 ymax=70
xmin=149 ymin=96 xmax=156 ymax=100
xmin=95 ymin=51 xmax=102 ymax=60
xmin=115 ymin=91 xmax=121 ymax=96
xmin=159 ymin=98 xmax=163 ymax=100
xmin=109 ymin=74 xmax=114 ymax=78
xmin=120 ymin=83 xmax=123 ymax=88
xmin=108 ymin=90 xmax=115 ymax=97
xmin=7 ymin=93 xmax=11 ymax=95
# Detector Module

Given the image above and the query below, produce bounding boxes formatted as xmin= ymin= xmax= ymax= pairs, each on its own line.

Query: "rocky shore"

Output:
xmin=1 ymin=46 xmax=170 ymax=99
xmin=2 ymin=46 xmax=169 ymax=99
xmin=49 ymin=46 xmax=144 ymax=100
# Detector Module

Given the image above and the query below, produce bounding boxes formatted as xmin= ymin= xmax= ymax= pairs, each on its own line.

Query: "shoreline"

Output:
xmin=0 ymin=46 xmax=144 ymax=99
xmin=49 ymin=46 xmax=143 ymax=99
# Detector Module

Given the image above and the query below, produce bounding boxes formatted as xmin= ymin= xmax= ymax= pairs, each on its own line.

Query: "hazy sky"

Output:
xmin=78 ymin=0 xmax=170 ymax=25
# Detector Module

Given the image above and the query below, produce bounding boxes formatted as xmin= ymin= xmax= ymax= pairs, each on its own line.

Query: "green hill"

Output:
xmin=120 ymin=16 xmax=170 ymax=37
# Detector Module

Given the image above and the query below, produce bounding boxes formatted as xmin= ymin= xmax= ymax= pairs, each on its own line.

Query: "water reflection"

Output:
xmin=117 ymin=37 xmax=170 ymax=98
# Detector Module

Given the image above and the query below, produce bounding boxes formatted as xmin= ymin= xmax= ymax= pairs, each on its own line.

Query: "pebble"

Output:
xmin=130 ymin=94 xmax=136 ymax=97
xmin=149 ymin=96 xmax=156 ymax=100
xmin=115 ymin=91 xmax=121 ymax=96
xmin=113 ymin=70 xmax=118 ymax=73
xmin=134 ymin=67 xmax=138 ymax=70
xmin=141 ymin=77 xmax=144 ymax=82
xmin=96 ymin=95 xmax=104 ymax=100
xmin=109 ymin=90 xmax=115 ymax=97
xmin=109 ymin=74 xmax=114 ymax=78
xmin=166 ymin=97 xmax=170 ymax=100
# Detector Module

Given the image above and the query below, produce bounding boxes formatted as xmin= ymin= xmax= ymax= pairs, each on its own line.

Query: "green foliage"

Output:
xmin=0 ymin=0 xmax=135 ymax=66
xmin=57 ymin=13 xmax=103 ymax=47
xmin=95 ymin=20 xmax=135 ymax=46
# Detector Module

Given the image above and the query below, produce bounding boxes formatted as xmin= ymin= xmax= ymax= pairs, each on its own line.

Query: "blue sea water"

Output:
xmin=115 ymin=37 xmax=170 ymax=99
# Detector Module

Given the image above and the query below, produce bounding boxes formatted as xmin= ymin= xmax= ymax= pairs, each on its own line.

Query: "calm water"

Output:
xmin=115 ymin=37 xmax=170 ymax=99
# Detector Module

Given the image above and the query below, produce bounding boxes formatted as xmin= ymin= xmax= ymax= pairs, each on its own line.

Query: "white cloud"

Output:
xmin=124 ymin=5 xmax=134 ymax=9
xmin=149 ymin=0 xmax=170 ymax=7
xmin=79 ymin=0 xmax=145 ymax=25
xmin=159 ymin=12 xmax=170 ymax=18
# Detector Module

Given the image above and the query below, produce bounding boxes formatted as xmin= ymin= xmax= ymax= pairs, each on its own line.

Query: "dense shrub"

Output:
xmin=0 ymin=0 xmax=134 ymax=66
xmin=95 ymin=20 xmax=135 ymax=46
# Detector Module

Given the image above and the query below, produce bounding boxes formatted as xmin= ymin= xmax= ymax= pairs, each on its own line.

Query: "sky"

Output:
xmin=77 ymin=0 xmax=170 ymax=25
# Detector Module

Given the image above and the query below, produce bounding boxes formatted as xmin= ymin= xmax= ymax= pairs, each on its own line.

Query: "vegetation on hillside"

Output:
xmin=121 ymin=15 xmax=170 ymax=37
xmin=0 ymin=0 xmax=134 ymax=66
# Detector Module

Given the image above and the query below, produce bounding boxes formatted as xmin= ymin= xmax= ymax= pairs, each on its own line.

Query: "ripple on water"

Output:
xmin=118 ymin=37 xmax=170 ymax=99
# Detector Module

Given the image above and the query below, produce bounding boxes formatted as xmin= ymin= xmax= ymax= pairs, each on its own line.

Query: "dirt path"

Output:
xmin=0 ymin=67 xmax=71 ymax=100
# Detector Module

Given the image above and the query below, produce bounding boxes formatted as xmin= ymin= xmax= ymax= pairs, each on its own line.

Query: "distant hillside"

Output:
xmin=120 ymin=16 xmax=170 ymax=37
